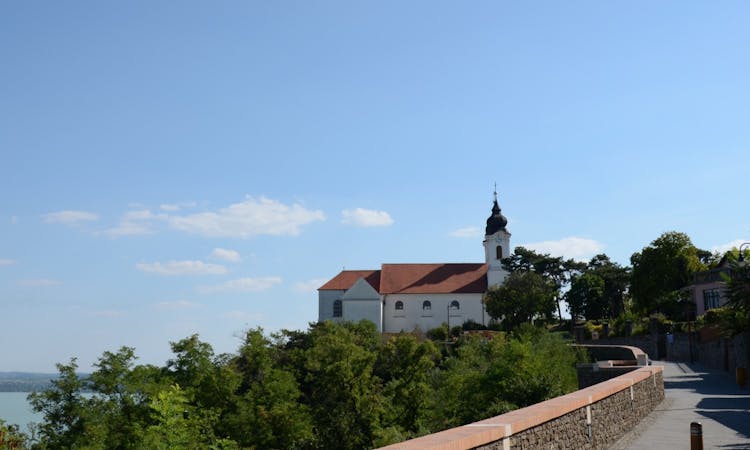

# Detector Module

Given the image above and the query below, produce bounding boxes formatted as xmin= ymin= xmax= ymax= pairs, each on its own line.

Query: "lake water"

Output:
xmin=0 ymin=392 xmax=42 ymax=428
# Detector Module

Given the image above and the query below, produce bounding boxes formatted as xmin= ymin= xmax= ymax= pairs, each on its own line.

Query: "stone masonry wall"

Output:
xmin=474 ymin=370 xmax=664 ymax=450
xmin=577 ymin=365 xmax=639 ymax=389
xmin=587 ymin=332 xmax=750 ymax=373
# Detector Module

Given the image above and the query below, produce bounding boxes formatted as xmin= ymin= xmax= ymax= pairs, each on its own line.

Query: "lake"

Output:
xmin=0 ymin=392 xmax=42 ymax=428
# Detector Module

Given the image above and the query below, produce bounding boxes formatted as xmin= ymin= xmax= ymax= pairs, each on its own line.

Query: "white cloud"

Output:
xmin=160 ymin=202 xmax=196 ymax=212
xmin=101 ymin=209 xmax=168 ymax=237
xmin=0 ymin=259 xmax=16 ymax=266
xmin=449 ymin=226 xmax=482 ymax=238
xmin=711 ymin=239 xmax=749 ymax=255
xmin=522 ymin=237 xmax=605 ymax=261
xmin=42 ymin=210 xmax=99 ymax=224
xmin=136 ymin=260 xmax=228 ymax=276
xmin=18 ymin=279 xmax=62 ymax=287
xmin=200 ymin=276 xmax=282 ymax=293
xmin=293 ymin=278 xmax=329 ymax=293
xmin=169 ymin=196 xmax=325 ymax=238
xmin=153 ymin=300 xmax=199 ymax=310
xmin=341 ymin=208 xmax=394 ymax=227
xmin=211 ymin=248 xmax=241 ymax=262
xmin=10 ymin=216 xmax=18 ymax=224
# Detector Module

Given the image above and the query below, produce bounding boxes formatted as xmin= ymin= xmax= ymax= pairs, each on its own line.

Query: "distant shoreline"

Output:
xmin=0 ymin=372 xmax=89 ymax=393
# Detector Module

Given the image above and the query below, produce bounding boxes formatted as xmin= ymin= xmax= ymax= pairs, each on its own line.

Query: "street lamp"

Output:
xmin=446 ymin=302 xmax=458 ymax=339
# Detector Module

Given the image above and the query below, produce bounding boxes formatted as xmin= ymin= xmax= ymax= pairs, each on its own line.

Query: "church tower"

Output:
xmin=483 ymin=191 xmax=511 ymax=288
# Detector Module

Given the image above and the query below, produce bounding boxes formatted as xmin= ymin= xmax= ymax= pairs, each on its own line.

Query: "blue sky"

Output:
xmin=2 ymin=2 xmax=750 ymax=372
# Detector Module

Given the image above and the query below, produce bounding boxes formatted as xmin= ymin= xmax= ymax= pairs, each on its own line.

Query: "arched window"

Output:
xmin=333 ymin=299 xmax=342 ymax=317
xmin=395 ymin=301 xmax=404 ymax=310
xmin=496 ymin=245 xmax=503 ymax=259
xmin=450 ymin=300 xmax=460 ymax=310
xmin=422 ymin=300 xmax=431 ymax=310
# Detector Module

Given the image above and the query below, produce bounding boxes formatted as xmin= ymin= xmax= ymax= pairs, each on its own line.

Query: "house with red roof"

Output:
xmin=318 ymin=194 xmax=512 ymax=332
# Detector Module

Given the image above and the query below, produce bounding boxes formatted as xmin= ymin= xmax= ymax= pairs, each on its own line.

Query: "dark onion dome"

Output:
xmin=485 ymin=199 xmax=508 ymax=235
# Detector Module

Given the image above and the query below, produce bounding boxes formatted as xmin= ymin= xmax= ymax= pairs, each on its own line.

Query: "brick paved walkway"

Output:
xmin=610 ymin=360 xmax=750 ymax=449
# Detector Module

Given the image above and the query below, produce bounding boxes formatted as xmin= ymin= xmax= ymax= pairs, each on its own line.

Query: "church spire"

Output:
xmin=483 ymin=188 xmax=511 ymax=287
xmin=485 ymin=188 xmax=508 ymax=236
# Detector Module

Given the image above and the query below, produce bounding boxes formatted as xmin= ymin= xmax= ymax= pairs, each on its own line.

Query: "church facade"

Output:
xmin=317 ymin=195 xmax=512 ymax=332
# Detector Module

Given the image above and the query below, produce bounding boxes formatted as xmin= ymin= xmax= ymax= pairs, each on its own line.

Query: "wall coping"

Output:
xmin=377 ymin=364 xmax=663 ymax=450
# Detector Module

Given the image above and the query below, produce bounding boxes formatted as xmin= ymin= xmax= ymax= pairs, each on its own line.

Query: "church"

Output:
xmin=317 ymin=194 xmax=512 ymax=332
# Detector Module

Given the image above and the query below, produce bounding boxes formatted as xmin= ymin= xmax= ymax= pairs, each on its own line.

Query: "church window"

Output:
xmin=422 ymin=300 xmax=431 ymax=310
xmin=496 ymin=245 xmax=503 ymax=259
xmin=333 ymin=299 xmax=342 ymax=317
xmin=450 ymin=300 xmax=460 ymax=310
xmin=395 ymin=301 xmax=404 ymax=310
xmin=703 ymin=289 xmax=721 ymax=311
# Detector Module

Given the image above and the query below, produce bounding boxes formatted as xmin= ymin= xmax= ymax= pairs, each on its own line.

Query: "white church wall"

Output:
xmin=382 ymin=293 xmax=486 ymax=333
xmin=318 ymin=289 xmax=344 ymax=322
xmin=343 ymin=299 xmax=382 ymax=331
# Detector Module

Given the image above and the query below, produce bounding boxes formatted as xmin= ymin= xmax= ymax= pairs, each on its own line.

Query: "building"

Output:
xmin=690 ymin=255 xmax=731 ymax=316
xmin=317 ymin=194 xmax=512 ymax=332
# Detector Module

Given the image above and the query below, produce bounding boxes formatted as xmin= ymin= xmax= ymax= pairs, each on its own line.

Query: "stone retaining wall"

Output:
xmin=378 ymin=363 xmax=664 ymax=450
xmin=583 ymin=331 xmax=750 ymax=373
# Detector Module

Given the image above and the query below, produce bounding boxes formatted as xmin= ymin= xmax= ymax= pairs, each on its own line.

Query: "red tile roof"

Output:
xmin=380 ymin=263 xmax=487 ymax=294
xmin=318 ymin=270 xmax=381 ymax=291
xmin=319 ymin=264 xmax=488 ymax=294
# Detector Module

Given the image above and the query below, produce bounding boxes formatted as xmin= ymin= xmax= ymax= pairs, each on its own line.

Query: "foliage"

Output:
xmin=426 ymin=325 xmax=579 ymax=430
xmin=484 ymin=271 xmax=557 ymax=330
xmin=630 ymin=231 xmax=705 ymax=317
xmin=502 ymin=247 xmax=586 ymax=320
xmin=567 ymin=273 xmax=605 ymax=321
xmin=701 ymin=307 xmax=750 ymax=337
xmin=723 ymin=260 xmax=750 ymax=324
xmin=16 ymin=321 xmax=582 ymax=450
xmin=587 ymin=254 xmax=631 ymax=318
xmin=0 ymin=419 xmax=28 ymax=450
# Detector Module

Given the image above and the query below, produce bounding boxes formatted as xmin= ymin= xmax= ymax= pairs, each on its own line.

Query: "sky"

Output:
xmin=2 ymin=1 xmax=750 ymax=372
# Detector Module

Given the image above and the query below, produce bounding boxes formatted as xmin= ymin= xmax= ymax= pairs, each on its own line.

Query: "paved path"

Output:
xmin=610 ymin=361 xmax=750 ymax=449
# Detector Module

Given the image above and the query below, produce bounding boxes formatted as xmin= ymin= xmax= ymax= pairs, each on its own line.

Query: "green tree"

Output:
xmin=484 ymin=271 xmax=557 ymax=330
xmin=166 ymin=335 xmax=239 ymax=418
xmin=226 ymin=328 xmax=313 ymax=449
xmin=374 ymin=334 xmax=440 ymax=441
xmin=28 ymin=359 xmax=88 ymax=449
xmin=721 ymin=258 xmax=750 ymax=333
xmin=587 ymin=254 xmax=630 ymax=318
xmin=427 ymin=327 xmax=579 ymax=431
xmin=140 ymin=384 xmax=237 ymax=450
xmin=502 ymin=247 xmax=586 ymax=320
xmin=304 ymin=321 xmax=384 ymax=450
xmin=567 ymin=272 xmax=606 ymax=320
xmin=630 ymin=231 xmax=705 ymax=316
xmin=0 ymin=419 xmax=29 ymax=450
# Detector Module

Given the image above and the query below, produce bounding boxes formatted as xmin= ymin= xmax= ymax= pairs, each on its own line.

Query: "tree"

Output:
xmin=374 ymin=334 xmax=440 ymax=440
xmin=567 ymin=272 xmax=606 ymax=320
xmin=28 ymin=359 xmax=88 ymax=449
xmin=304 ymin=321 xmax=384 ymax=450
xmin=722 ymin=257 xmax=750 ymax=333
xmin=484 ymin=271 xmax=557 ymax=330
xmin=226 ymin=328 xmax=313 ymax=449
xmin=140 ymin=384 xmax=237 ymax=450
xmin=567 ymin=254 xmax=631 ymax=321
xmin=502 ymin=247 xmax=585 ymax=320
xmin=630 ymin=231 xmax=705 ymax=316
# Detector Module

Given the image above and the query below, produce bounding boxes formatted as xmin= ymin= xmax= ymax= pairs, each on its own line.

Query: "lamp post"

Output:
xmin=446 ymin=303 xmax=458 ymax=339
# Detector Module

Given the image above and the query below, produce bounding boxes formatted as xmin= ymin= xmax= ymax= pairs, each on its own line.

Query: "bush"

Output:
xmin=462 ymin=320 xmax=485 ymax=331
